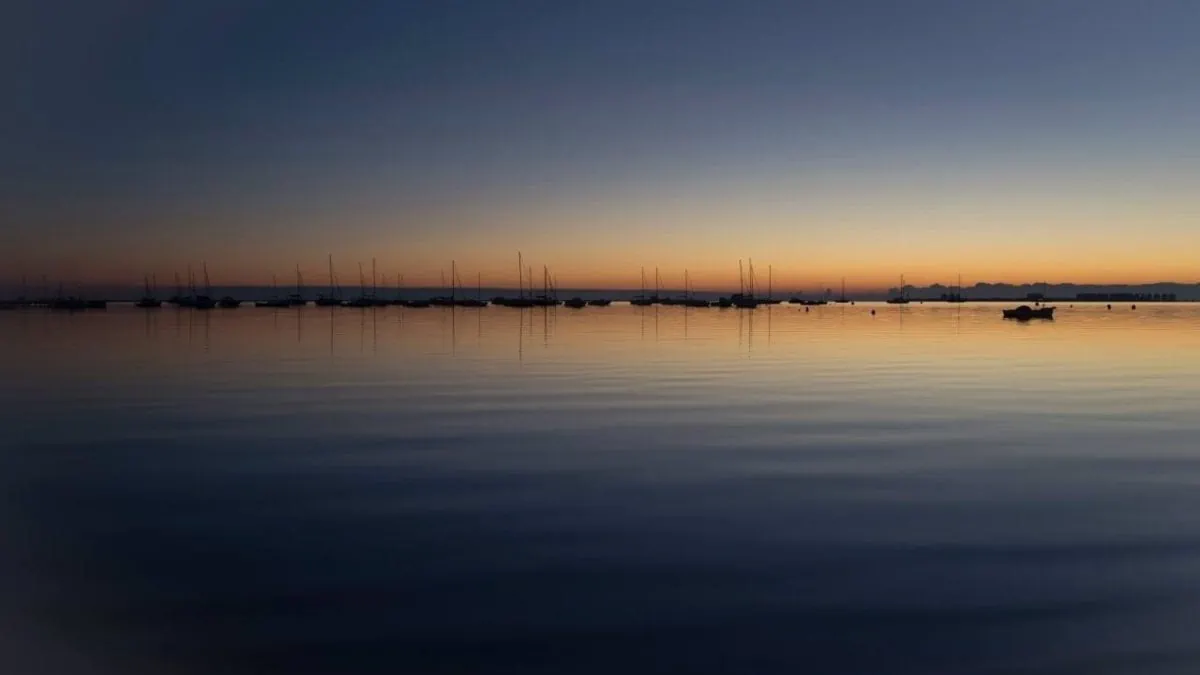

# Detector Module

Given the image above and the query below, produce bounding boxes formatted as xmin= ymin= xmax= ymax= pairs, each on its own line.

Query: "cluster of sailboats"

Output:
xmin=6 ymin=255 xmax=862 ymax=311
xmin=2 ymin=258 xmax=1056 ymax=319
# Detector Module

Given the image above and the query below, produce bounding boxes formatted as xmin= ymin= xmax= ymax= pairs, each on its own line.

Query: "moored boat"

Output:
xmin=1002 ymin=305 xmax=1055 ymax=320
xmin=886 ymin=274 xmax=910 ymax=304
xmin=136 ymin=275 xmax=161 ymax=308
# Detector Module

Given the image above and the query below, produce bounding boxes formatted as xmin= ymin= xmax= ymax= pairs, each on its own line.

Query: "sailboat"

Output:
xmin=287 ymin=265 xmax=307 ymax=305
xmin=167 ymin=272 xmax=186 ymax=305
xmin=428 ymin=265 xmax=456 ymax=306
xmin=492 ymin=252 xmax=532 ymax=307
xmin=886 ymin=274 xmax=910 ymax=304
xmin=530 ymin=266 xmax=559 ymax=306
xmin=761 ymin=265 xmax=783 ymax=304
xmin=194 ymin=264 xmax=217 ymax=309
xmin=256 ymin=275 xmax=291 ymax=307
xmin=343 ymin=263 xmax=376 ymax=307
xmin=835 ymin=278 xmax=851 ymax=303
xmin=315 ymin=255 xmax=342 ymax=306
xmin=682 ymin=270 xmax=709 ymax=307
xmin=630 ymin=267 xmax=654 ymax=306
xmin=730 ymin=259 xmax=760 ymax=308
xmin=947 ymin=273 xmax=966 ymax=303
xmin=453 ymin=267 xmax=488 ymax=307
xmin=136 ymin=275 xmax=162 ymax=308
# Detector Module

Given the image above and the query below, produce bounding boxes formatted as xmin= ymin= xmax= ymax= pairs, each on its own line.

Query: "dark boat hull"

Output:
xmin=1002 ymin=306 xmax=1055 ymax=320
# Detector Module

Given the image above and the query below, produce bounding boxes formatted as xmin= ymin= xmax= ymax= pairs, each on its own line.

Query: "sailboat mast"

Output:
xmin=518 ymin=252 xmax=523 ymax=299
xmin=451 ymin=260 xmax=457 ymax=301
xmin=749 ymin=259 xmax=755 ymax=297
xmin=203 ymin=263 xmax=211 ymax=295
xmin=641 ymin=267 xmax=646 ymax=296
xmin=372 ymin=258 xmax=377 ymax=297
xmin=359 ymin=263 xmax=365 ymax=298
xmin=478 ymin=273 xmax=482 ymax=301
xmin=328 ymin=254 xmax=335 ymax=297
xmin=768 ymin=265 xmax=773 ymax=300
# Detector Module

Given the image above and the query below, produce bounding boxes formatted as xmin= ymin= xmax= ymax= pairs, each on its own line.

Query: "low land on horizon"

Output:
xmin=8 ymin=281 xmax=1200 ymax=303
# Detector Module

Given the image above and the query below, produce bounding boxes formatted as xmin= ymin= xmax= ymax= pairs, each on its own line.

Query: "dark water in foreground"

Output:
xmin=3 ymin=303 xmax=1200 ymax=674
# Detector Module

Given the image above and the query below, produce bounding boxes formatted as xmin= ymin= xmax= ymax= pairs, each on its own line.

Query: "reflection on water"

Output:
xmin=3 ymin=304 xmax=1200 ymax=674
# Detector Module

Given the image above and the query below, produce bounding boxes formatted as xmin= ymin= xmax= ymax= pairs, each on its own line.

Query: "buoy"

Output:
xmin=804 ymin=307 xmax=809 ymax=313
xmin=870 ymin=309 xmax=876 ymax=316
xmin=1107 ymin=304 xmax=1112 ymax=310
xmin=1132 ymin=305 xmax=1136 ymax=310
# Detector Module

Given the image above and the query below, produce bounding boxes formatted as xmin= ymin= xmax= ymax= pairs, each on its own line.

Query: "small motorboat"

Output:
xmin=218 ymin=296 xmax=241 ymax=308
xmin=587 ymin=299 xmax=612 ymax=306
xmin=563 ymin=297 xmax=587 ymax=308
xmin=255 ymin=297 xmax=290 ymax=308
xmin=1002 ymin=305 xmax=1055 ymax=320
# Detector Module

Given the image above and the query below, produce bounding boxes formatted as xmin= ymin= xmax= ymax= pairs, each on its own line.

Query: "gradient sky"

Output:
xmin=4 ymin=0 xmax=1200 ymax=291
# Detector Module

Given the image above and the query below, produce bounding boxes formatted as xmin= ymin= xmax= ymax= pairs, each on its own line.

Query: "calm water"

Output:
xmin=4 ymin=303 xmax=1200 ymax=674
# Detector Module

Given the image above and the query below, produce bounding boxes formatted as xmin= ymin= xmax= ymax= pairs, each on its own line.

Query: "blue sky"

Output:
xmin=4 ymin=0 xmax=1200 ymax=287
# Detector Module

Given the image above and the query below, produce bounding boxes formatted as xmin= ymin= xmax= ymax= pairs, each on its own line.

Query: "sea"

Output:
xmin=3 ymin=302 xmax=1199 ymax=674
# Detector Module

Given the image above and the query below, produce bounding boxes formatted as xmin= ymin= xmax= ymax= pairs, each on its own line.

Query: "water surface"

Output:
xmin=3 ymin=303 xmax=1200 ymax=674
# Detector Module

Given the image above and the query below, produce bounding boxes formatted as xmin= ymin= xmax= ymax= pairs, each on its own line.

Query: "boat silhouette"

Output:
xmin=136 ymin=275 xmax=161 ymax=308
xmin=885 ymin=274 xmax=910 ymax=304
xmin=315 ymin=255 xmax=342 ymax=306
xmin=287 ymin=264 xmax=307 ymax=305
xmin=1002 ymin=305 xmax=1055 ymax=320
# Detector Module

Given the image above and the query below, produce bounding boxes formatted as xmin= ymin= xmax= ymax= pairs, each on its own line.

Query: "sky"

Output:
xmin=4 ymin=0 xmax=1200 ymax=292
